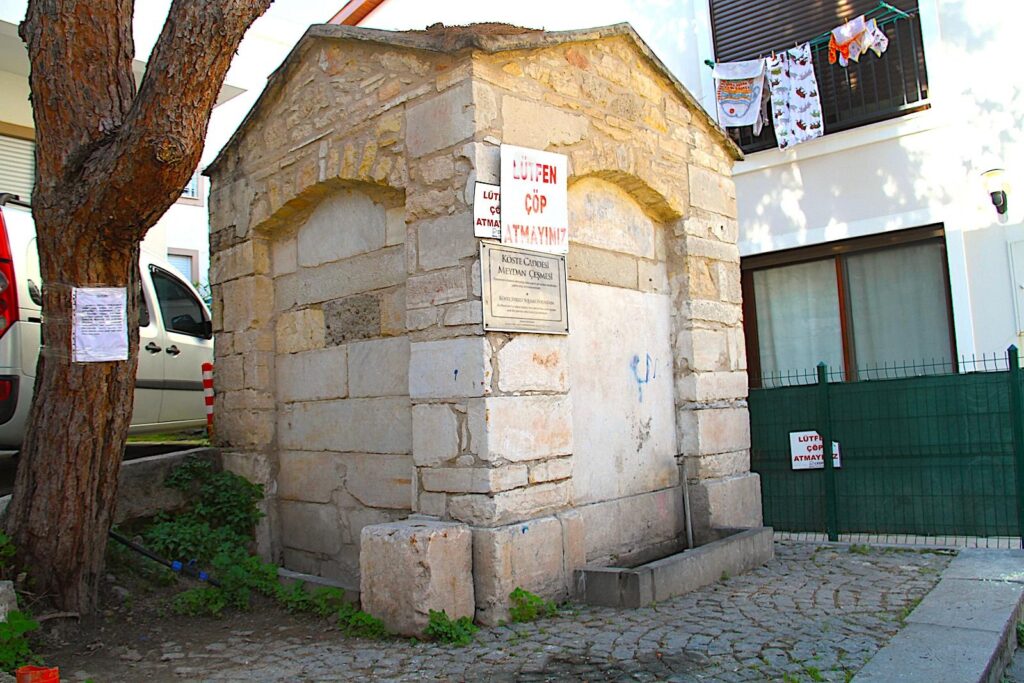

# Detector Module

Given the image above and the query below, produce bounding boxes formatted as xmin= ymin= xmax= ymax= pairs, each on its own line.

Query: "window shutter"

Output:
xmin=0 ymin=135 xmax=35 ymax=203
xmin=710 ymin=0 xmax=919 ymax=62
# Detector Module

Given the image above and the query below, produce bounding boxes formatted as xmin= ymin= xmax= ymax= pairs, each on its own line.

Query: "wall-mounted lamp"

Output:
xmin=982 ymin=168 xmax=1009 ymax=216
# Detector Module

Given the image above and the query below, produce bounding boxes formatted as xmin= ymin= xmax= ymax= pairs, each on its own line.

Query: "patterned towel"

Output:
xmin=713 ymin=58 xmax=768 ymax=133
xmin=767 ymin=43 xmax=824 ymax=150
xmin=829 ymin=16 xmax=889 ymax=67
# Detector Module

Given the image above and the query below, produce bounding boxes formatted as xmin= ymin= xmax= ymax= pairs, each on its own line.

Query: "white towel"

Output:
xmin=712 ymin=58 xmax=765 ymax=81
xmin=714 ymin=58 xmax=768 ymax=131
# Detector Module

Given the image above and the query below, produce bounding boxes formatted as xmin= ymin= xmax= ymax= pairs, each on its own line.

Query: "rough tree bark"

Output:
xmin=5 ymin=0 xmax=272 ymax=614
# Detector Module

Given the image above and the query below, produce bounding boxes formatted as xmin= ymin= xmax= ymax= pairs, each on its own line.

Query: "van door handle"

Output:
xmin=165 ymin=345 xmax=181 ymax=356
xmin=144 ymin=342 xmax=162 ymax=353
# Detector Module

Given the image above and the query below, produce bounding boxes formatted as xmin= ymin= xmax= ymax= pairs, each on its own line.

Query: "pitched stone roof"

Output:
xmin=207 ymin=22 xmax=741 ymax=176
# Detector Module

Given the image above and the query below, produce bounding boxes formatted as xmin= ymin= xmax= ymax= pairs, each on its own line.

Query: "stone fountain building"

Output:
xmin=206 ymin=22 xmax=760 ymax=627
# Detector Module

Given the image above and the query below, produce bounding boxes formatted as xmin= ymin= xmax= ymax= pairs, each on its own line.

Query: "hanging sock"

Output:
xmin=768 ymin=43 xmax=824 ymax=150
xmin=713 ymin=58 xmax=768 ymax=134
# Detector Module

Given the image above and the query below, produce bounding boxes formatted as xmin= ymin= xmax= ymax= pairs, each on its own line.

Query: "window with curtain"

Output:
xmin=742 ymin=227 xmax=955 ymax=386
xmin=752 ymin=259 xmax=844 ymax=384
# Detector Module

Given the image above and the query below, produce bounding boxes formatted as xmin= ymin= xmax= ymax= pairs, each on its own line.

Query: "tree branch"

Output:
xmin=88 ymin=0 xmax=273 ymax=238
xmin=26 ymin=0 xmax=273 ymax=242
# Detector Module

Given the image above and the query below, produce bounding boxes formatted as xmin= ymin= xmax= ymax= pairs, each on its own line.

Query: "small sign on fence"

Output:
xmin=789 ymin=430 xmax=841 ymax=470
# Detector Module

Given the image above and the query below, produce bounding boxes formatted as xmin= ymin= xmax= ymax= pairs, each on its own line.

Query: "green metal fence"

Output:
xmin=749 ymin=347 xmax=1024 ymax=547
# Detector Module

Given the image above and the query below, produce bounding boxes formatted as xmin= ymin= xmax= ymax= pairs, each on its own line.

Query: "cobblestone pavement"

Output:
xmin=62 ymin=541 xmax=951 ymax=682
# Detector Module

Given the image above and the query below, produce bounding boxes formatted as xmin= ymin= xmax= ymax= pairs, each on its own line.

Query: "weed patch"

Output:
xmin=425 ymin=610 xmax=478 ymax=646
xmin=898 ymin=597 xmax=922 ymax=625
xmin=804 ymin=664 xmax=825 ymax=681
xmin=509 ymin=587 xmax=557 ymax=623
xmin=338 ymin=605 xmax=388 ymax=639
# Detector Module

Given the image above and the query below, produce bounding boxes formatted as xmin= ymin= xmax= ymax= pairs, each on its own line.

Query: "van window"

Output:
xmin=150 ymin=266 xmax=208 ymax=338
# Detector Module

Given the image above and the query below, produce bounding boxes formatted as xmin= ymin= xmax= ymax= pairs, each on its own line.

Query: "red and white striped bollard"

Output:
xmin=202 ymin=362 xmax=214 ymax=439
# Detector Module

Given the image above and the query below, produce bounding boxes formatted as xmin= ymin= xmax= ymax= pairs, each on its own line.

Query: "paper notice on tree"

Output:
xmin=72 ymin=287 xmax=128 ymax=362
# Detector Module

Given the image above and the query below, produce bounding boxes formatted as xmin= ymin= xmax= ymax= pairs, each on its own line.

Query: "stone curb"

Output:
xmin=853 ymin=548 xmax=1024 ymax=683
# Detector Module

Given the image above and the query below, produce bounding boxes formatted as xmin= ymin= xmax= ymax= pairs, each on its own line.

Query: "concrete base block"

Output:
xmin=574 ymin=527 xmax=773 ymax=608
xmin=687 ymin=471 xmax=762 ymax=544
xmin=577 ymin=487 xmax=685 ymax=566
xmin=360 ymin=520 xmax=474 ymax=636
xmin=472 ymin=511 xmax=584 ymax=626
xmin=115 ymin=447 xmax=221 ymax=524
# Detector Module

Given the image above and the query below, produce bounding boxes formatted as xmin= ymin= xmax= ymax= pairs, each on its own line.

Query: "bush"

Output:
xmin=0 ymin=611 xmax=39 ymax=672
xmin=141 ymin=456 xmax=393 ymax=639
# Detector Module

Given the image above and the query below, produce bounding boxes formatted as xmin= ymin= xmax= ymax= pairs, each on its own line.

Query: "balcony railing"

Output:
xmin=730 ymin=13 xmax=929 ymax=154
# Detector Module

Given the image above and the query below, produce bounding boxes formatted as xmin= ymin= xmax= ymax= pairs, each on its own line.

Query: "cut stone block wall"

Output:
xmin=272 ymin=187 xmax=412 ymax=582
xmin=207 ymin=23 xmax=757 ymax=622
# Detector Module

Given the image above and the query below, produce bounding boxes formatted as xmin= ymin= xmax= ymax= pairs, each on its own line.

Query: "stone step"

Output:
xmin=854 ymin=549 xmax=1024 ymax=683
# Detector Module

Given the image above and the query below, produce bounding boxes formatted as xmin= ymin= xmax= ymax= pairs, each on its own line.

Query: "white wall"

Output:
xmin=0 ymin=69 xmax=30 ymax=127
xmin=732 ymin=0 xmax=1024 ymax=358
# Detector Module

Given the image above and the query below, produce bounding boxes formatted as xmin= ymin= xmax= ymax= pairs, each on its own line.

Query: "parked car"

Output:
xmin=0 ymin=194 xmax=214 ymax=448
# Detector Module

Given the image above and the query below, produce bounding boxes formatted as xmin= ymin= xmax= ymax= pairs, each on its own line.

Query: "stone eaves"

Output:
xmin=206 ymin=22 xmax=742 ymax=177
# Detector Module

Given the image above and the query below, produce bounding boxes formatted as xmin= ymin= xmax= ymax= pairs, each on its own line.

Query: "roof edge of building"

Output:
xmin=206 ymin=22 xmax=740 ymax=178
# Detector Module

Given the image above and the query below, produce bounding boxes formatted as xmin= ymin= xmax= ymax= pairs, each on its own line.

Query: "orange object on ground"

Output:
xmin=15 ymin=666 xmax=59 ymax=683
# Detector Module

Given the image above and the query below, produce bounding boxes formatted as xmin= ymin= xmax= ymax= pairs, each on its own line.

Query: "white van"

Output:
xmin=0 ymin=194 xmax=214 ymax=448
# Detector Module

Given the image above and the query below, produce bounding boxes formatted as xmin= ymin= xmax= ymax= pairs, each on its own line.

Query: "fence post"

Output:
xmin=1008 ymin=346 xmax=1024 ymax=549
xmin=817 ymin=363 xmax=839 ymax=542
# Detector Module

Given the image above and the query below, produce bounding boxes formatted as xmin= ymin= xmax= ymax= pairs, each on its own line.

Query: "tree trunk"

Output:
xmin=4 ymin=0 xmax=272 ymax=614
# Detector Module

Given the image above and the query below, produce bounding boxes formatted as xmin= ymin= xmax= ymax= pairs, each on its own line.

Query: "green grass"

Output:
xmin=804 ymin=665 xmax=825 ymax=682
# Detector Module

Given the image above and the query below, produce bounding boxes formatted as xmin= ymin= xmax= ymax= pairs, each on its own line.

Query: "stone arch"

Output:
xmin=251 ymin=177 xmax=406 ymax=244
xmin=566 ymin=146 xmax=687 ymax=223
xmin=567 ymin=175 xmax=666 ymax=260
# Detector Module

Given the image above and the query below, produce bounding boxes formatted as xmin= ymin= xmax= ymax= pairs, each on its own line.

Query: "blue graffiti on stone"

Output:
xmin=630 ymin=354 xmax=656 ymax=402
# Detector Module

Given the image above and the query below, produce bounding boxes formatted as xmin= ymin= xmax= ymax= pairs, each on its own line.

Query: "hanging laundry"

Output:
xmin=828 ymin=16 xmax=889 ymax=67
xmin=713 ymin=58 xmax=768 ymax=135
xmin=767 ymin=43 xmax=824 ymax=150
xmin=863 ymin=19 xmax=890 ymax=58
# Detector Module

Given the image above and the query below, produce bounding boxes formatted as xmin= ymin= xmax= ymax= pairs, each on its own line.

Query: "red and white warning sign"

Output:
xmin=473 ymin=182 xmax=501 ymax=239
xmin=789 ymin=430 xmax=841 ymax=470
xmin=499 ymin=144 xmax=568 ymax=254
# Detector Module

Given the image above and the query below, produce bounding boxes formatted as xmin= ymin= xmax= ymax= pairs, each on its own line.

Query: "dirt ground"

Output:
xmin=33 ymin=548 xmax=333 ymax=682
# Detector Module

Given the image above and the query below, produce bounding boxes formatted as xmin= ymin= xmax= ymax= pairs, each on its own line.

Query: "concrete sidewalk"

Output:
xmin=855 ymin=549 xmax=1024 ymax=683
